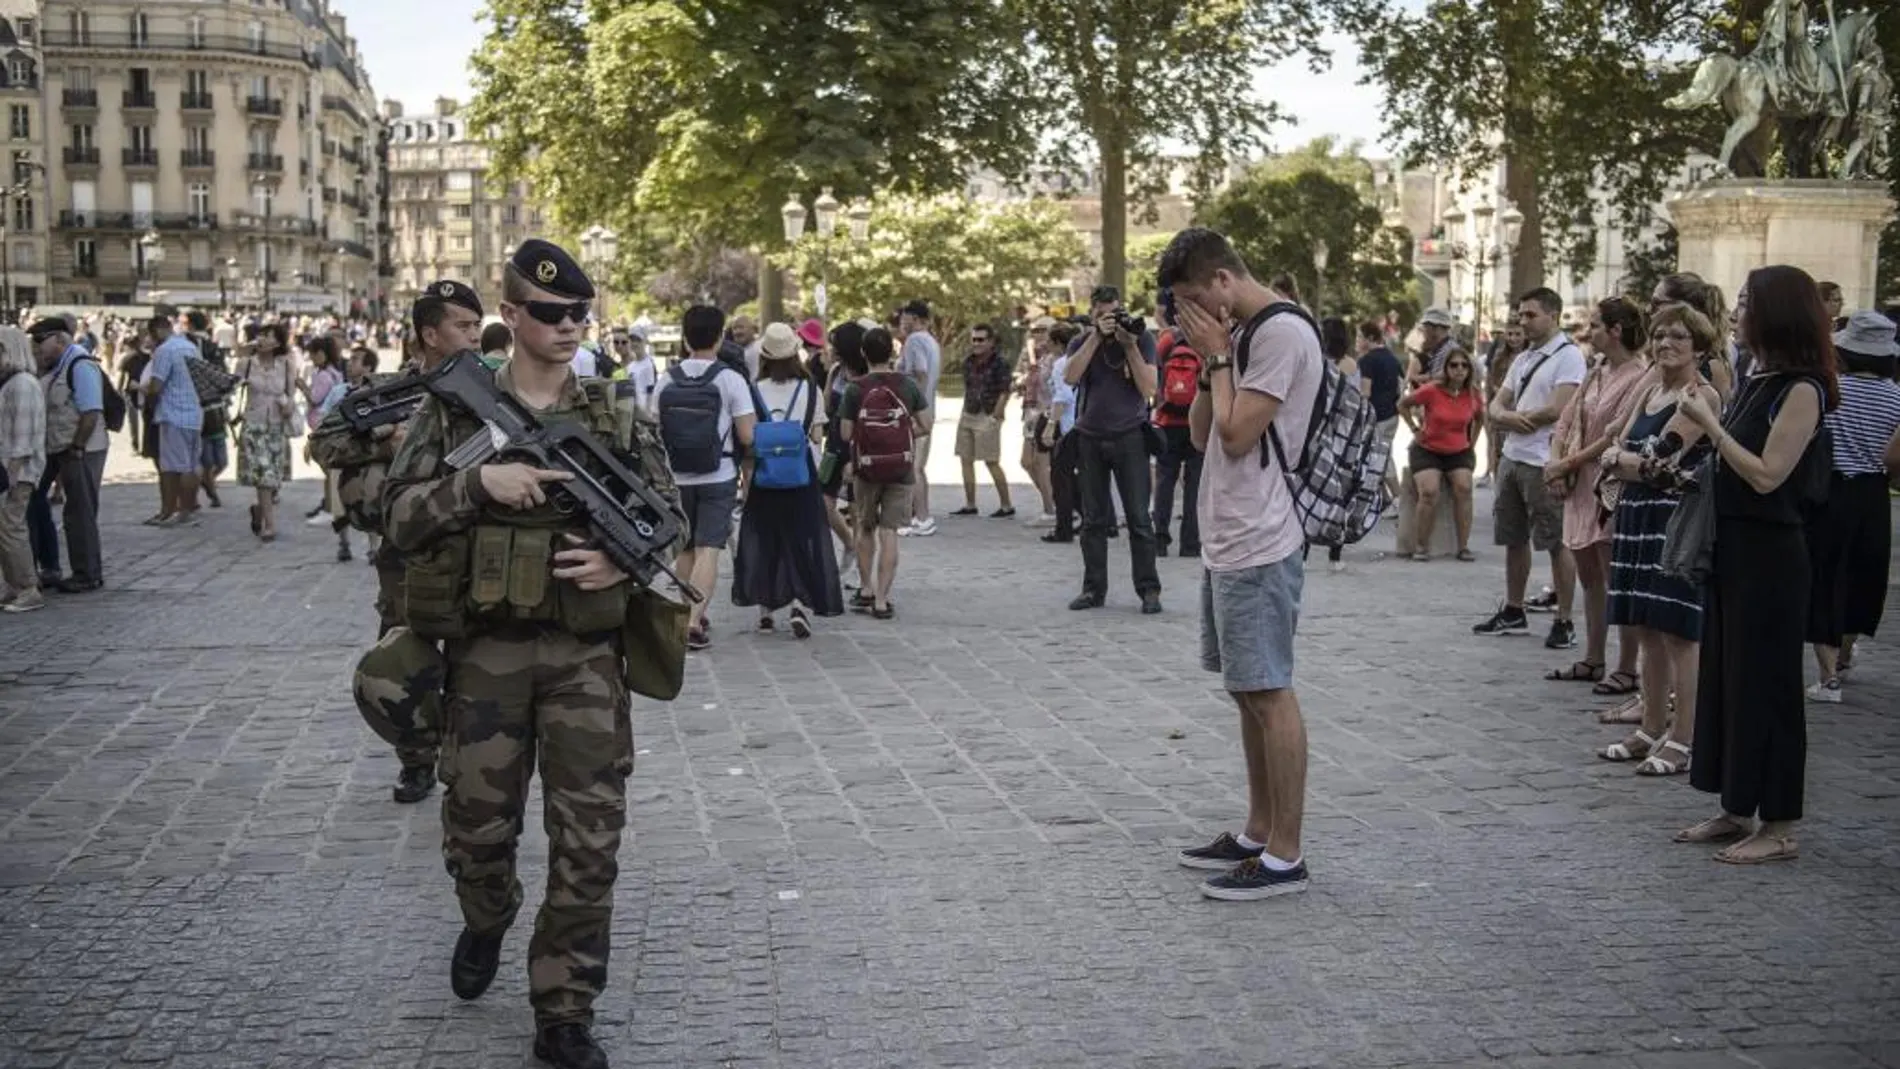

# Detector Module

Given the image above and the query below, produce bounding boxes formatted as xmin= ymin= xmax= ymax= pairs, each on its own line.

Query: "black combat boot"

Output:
xmin=393 ymin=764 xmax=435 ymax=804
xmin=450 ymin=926 xmax=504 ymax=1000
xmin=534 ymin=1022 xmax=609 ymax=1069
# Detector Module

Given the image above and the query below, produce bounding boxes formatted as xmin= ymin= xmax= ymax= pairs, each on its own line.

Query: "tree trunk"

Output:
xmin=1097 ymin=128 xmax=1127 ymax=295
xmin=758 ymin=257 xmax=784 ymax=321
xmin=1503 ymin=151 xmax=1543 ymax=309
xmin=1498 ymin=0 xmax=1543 ymax=311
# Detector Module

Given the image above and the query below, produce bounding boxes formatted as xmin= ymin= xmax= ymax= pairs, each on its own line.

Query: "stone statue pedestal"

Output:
xmin=1668 ymin=180 xmax=1895 ymax=309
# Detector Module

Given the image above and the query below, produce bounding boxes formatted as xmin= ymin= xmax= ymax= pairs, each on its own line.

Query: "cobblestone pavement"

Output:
xmin=3 ymin=421 xmax=1899 ymax=1069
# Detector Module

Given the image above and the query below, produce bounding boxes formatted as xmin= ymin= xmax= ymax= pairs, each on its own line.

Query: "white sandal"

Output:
xmin=1599 ymin=730 xmax=1657 ymax=762
xmin=1636 ymin=740 xmax=1691 ymax=776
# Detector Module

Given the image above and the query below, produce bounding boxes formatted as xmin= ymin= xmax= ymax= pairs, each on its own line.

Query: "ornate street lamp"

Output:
xmin=579 ymin=226 xmax=619 ymax=326
xmin=781 ymin=188 xmax=868 ymax=319
xmin=780 ymin=196 xmax=808 ymax=244
xmin=845 ymin=201 xmax=872 ymax=244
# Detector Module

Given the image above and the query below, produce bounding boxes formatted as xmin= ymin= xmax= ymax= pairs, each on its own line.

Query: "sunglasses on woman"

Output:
xmin=514 ymin=300 xmax=592 ymax=326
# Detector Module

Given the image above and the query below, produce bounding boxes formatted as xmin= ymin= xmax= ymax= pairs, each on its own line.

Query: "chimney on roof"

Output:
xmin=382 ymin=99 xmax=403 ymax=119
xmin=435 ymin=97 xmax=459 ymax=117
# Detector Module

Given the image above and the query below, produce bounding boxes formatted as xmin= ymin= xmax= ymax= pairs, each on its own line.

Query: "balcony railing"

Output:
xmin=339 ymin=147 xmax=362 ymax=166
xmin=180 ymin=149 xmax=215 ymax=168
xmin=63 ymin=146 xmax=101 ymax=166
xmin=73 ymin=263 xmax=99 ymax=278
xmin=186 ymin=267 xmax=216 ymax=282
xmin=339 ymin=193 xmax=365 ymax=212
xmin=246 ymin=97 xmax=284 ymax=117
xmin=58 ymin=211 xmax=219 ymax=231
xmin=44 ymin=29 xmax=320 ymax=66
xmin=336 ymin=239 xmax=373 ymax=260
xmin=61 ymin=88 xmax=98 ymax=108
xmin=122 ymin=89 xmax=158 ymax=109
xmin=320 ymin=94 xmax=365 ymax=127
xmin=230 ymin=213 xmax=319 ymax=236
xmin=247 ymin=153 xmax=284 ymax=172
xmin=180 ymin=91 xmax=213 ymax=111
xmin=123 ymin=148 xmax=160 ymax=167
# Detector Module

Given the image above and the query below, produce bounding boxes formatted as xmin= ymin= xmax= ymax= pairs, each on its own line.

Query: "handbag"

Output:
xmin=619 ymin=587 xmax=690 ymax=701
xmin=1661 ymin=453 xmax=1716 ymax=586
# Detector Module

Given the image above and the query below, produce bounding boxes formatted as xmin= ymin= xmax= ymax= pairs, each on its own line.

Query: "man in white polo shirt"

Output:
xmin=1473 ymin=286 xmax=1586 ymax=648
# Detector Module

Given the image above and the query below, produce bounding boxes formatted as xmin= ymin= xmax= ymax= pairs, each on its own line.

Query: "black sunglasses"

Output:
xmin=517 ymin=300 xmax=591 ymax=326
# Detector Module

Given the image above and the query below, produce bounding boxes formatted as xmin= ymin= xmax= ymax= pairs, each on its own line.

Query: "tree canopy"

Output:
xmin=1196 ymin=140 xmax=1419 ymax=323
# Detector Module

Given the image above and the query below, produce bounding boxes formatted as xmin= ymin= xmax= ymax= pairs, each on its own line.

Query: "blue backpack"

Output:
xmin=751 ymin=379 xmax=815 ymax=490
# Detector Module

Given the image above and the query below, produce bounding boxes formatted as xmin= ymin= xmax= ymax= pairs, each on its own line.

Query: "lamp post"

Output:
xmin=780 ymin=187 xmax=868 ymax=320
xmin=578 ymin=226 xmax=619 ymax=328
xmin=1441 ymin=199 xmax=1523 ymax=339
xmin=0 ymin=159 xmax=46 ymax=322
xmin=1311 ymin=239 xmax=1330 ymax=316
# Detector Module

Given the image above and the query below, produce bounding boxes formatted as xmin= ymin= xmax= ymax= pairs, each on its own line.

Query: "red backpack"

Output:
xmin=1156 ymin=333 xmax=1201 ymax=428
xmin=852 ymin=371 xmax=916 ymax=483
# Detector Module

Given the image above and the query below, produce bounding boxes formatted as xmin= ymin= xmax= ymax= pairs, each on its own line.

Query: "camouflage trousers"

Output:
xmin=439 ymin=627 xmax=631 ymax=1026
xmin=373 ymin=551 xmax=434 ymax=770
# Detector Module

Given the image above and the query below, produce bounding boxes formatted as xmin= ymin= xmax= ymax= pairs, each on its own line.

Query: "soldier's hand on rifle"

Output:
xmin=480 ymin=463 xmax=572 ymax=509
xmin=552 ymin=533 xmax=629 ymax=591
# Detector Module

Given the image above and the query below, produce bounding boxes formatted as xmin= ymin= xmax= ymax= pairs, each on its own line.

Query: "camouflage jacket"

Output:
xmin=308 ymin=373 xmax=406 ymax=535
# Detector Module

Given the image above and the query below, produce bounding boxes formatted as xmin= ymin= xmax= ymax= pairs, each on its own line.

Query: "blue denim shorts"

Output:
xmin=1200 ymin=556 xmax=1305 ymax=693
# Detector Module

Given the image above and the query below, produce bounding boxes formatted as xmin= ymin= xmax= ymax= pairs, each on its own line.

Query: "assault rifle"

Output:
xmin=421 ymin=352 xmax=699 ymax=601
xmin=337 ymin=369 xmax=433 ymax=433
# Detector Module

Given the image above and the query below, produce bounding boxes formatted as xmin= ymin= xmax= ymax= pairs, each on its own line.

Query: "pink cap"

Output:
xmin=796 ymin=318 xmax=827 ymax=348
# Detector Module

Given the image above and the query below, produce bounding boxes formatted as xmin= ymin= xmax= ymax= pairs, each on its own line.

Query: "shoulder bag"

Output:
xmin=1661 ymin=451 xmax=1716 ymax=586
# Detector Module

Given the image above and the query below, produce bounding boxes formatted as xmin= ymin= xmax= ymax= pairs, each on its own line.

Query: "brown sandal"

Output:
xmin=1592 ymin=670 xmax=1640 ymax=696
xmin=1596 ymin=695 xmax=1643 ymax=724
xmin=1547 ymin=660 xmax=1605 ymax=683
xmin=1714 ymin=834 xmax=1799 ymax=864
xmin=1674 ymin=815 xmax=1750 ymax=844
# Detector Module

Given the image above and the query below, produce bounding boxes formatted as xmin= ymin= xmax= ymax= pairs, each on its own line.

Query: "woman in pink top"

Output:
xmin=1544 ymin=297 xmax=1650 ymax=691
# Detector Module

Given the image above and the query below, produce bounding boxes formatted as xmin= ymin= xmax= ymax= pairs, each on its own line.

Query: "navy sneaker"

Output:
xmin=1177 ymin=832 xmax=1263 ymax=871
xmin=1200 ymin=857 xmax=1309 ymax=901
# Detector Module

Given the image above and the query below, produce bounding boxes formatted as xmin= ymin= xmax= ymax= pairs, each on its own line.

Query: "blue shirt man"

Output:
xmin=148 ymin=332 xmax=204 ymax=432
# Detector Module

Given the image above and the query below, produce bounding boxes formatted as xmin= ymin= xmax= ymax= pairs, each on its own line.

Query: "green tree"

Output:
xmin=1347 ymin=0 xmax=1723 ymax=298
xmin=779 ymin=195 xmax=1088 ymax=367
xmin=1196 ymin=141 xmax=1419 ymax=323
xmin=1123 ymin=232 xmax=1176 ymax=317
xmin=1009 ymin=0 xmax=1331 ymax=294
xmin=467 ymin=0 xmax=1041 ymax=306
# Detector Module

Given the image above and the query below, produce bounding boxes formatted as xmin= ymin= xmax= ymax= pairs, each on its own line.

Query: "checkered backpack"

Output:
xmin=1236 ymin=303 xmax=1392 ymax=548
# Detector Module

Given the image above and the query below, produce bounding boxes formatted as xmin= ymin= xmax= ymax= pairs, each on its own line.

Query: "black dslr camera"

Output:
xmin=1105 ymin=310 xmax=1146 ymax=338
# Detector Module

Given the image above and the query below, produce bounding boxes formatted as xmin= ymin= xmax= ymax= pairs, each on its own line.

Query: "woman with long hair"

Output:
xmin=1544 ymin=297 xmax=1650 ymax=691
xmin=236 ymin=322 xmax=298 ymax=542
xmin=1673 ymin=265 xmax=1838 ymax=864
xmin=1803 ymin=311 xmax=1900 ymax=701
xmin=820 ymin=320 xmax=870 ymax=585
xmin=0 ymin=326 xmax=46 ymax=613
xmin=732 ymin=324 xmax=844 ymax=637
xmin=1595 ymin=302 xmax=1721 ymax=772
xmin=1396 ymin=349 xmax=1484 ymax=560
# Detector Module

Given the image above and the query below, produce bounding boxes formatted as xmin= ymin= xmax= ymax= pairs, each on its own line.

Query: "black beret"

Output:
xmin=510 ymin=238 xmax=595 ymax=300
xmin=900 ymin=299 xmax=930 ymax=319
xmin=413 ymin=279 xmax=484 ymax=322
xmin=28 ymin=317 xmax=73 ymax=341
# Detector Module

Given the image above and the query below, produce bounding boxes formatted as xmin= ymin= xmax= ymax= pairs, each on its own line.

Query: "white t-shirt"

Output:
xmin=213 ymin=322 xmax=238 ymax=352
xmin=754 ymin=376 xmax=821 ymax=463
xmin=1200 ymin=313 xmax=1324 ymax=572
xmin=1501 ymin=334 xmax=1587 ymax=466
xmin=624 ymin=356 xmax=658 ymax=412
xmin=571 ymin=346 xmax=599 ymax=378
xmin=651 ymin=357 xmax=756 ymax=486
xmin=899 ymin=330 xmax=942 ymax=415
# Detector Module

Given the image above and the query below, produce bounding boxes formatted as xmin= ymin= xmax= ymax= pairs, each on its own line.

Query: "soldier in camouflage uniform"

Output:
xmin=383 ymin=240 xmax=670 ymax=1069
xmin=310 ymin=280 xmax=485 ymax=804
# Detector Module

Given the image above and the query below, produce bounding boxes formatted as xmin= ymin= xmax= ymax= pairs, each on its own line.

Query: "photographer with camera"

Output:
xmin=1061 ymin=285 xmax=1162 ymax=613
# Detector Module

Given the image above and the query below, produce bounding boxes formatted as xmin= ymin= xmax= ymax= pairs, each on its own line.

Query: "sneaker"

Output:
xmin=305 ymin=509 xmax=334 ymax=527
xmin=1330 ymin=560 xmax=1346 ymax=574
xmin=336 ymin=543 xmax=353 ymax=563
xmin=1473 ymin=605 xmax=1529 ymax=636
xmin=1200 ymin=857 xmax=1309 ymax=901
xmin=1178 ymin=832 xmax=1263 ymax=871
xmin=1806 ymin=679 xmax=1842 ymax=704
xmin=2 ymin=588 xmax=45 ymax=613
xmin=686 ymin=624 xmax=710 ymax=651
xmin=789 ymin=609 xmax=811 ymax=639
xmin=1525 ymin=588 xmax=1558 ymax=613
xmin=990 ymin=507 xmax=1016 ymax=518
xmin=1026 ymin=512 xmax=1057 ymax=529
xmin=951 ymin=505 xmax=979 ymax=516
xmin=1544 ymin=618 xmax=1577 ymax=650
xmin=910 ymin=517 xmax=938 ymax=537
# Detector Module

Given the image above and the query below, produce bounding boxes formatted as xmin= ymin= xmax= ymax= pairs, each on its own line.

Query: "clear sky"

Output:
xmin=335 ymin=0 xmax=1392 ymax=149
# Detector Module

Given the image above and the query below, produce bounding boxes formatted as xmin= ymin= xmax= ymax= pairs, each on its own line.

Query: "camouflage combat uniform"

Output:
xmin=382 ymin=360 xmax=663 ymax=1028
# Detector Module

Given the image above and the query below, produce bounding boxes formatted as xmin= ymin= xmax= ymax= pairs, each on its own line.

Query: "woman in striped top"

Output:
xmin=1803 ymin=311 xmax=1900 ymax=702
xmin=1596 ymin=302 xmax=1722 ymax=775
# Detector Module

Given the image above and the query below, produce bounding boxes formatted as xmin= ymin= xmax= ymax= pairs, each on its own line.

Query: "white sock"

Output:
xmin=1258 ymin=850 xmax=1301 ymax=872
xmin=1236 ymin=833 xmax=1267 ymax=852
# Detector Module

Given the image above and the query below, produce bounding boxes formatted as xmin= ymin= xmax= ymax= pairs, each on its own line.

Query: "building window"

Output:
xmin=12 ymin=196 xmax=33 ymax=232
xmin=452 ymin=235 xmax=467 ymax=251
xmin=128 ymin=11 xmax=149 ymax=47
xmin=71 ymin=124 xmax=94 ymax=150
xmin=186 ymin=126 xmax=209 ymax=154
xmin=249 ymin=21 xmax=265 ymax=53
xmin=130 ymin=68 xmax=152 ymax=96
xmin=188 ymin=182 xmax=211 ymax=221
xmin=68 ymin=10 xmax=89 ymax=45
xmin=13 ymin=286 xmax=32 ymax=306
xmin=248 ymin=126 xmax=272 ymax=155
xmin=187 ymin=16 xmax=206 ymax=48
xmin=451 ymin=204 xmax=471 ymax=219
xmin=8 ymin=106 xmax=27 ymax=141
xmin=186 ymin=70 xmax=208 ymax=97
xmin=7 ymin=57 xmax=31 ymax=86
xmin=446 ymin=171 xmax=472 ymax=192
xmin=189 ymin=240 xmax=210 ymax=272
xmin=68 ymin=67 xmax=92 ymax=91
xmin=501 ymin=204 xmax=518 ymax=225
xmin=249 ymin=74 xmax=269 ymax=100
xmin=75 ymin=239 xmax=97 ymax=273
xmin=130 ymin=181 xmax=152 ymax=226
xmin=11 ymin=242 xmax=35 ymax=271
xmin=251 ymin=184 xmax=273 ymax=217
xmin=13 ymin=151 xmax=33 ymax=183
xmin=16 ymin=19 xmax=32 ymax=42
xmin=129 ymin=126 xmax=154 ymax=154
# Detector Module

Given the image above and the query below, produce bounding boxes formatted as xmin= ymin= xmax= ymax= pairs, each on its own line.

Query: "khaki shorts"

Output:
xmin=853 ymin=478 xmax=914 ymax=533
xmin=1494 ymin=457 xmax=1562 ymax=551
xmin=955 ymin=413 xmax=1003 ymax=463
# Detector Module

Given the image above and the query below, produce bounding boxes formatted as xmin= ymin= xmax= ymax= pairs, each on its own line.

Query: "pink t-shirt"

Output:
xmin=1199 ymin=313 xmax=1323 ymax=572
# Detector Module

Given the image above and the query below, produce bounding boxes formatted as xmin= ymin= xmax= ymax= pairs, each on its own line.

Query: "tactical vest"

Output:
xmin=403 ymin=377 xmax=640 ymax=640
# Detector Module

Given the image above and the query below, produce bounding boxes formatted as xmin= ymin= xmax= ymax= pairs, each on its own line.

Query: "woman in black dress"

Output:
xmin=1674 ymin=265 xmax=1838 ymax=865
